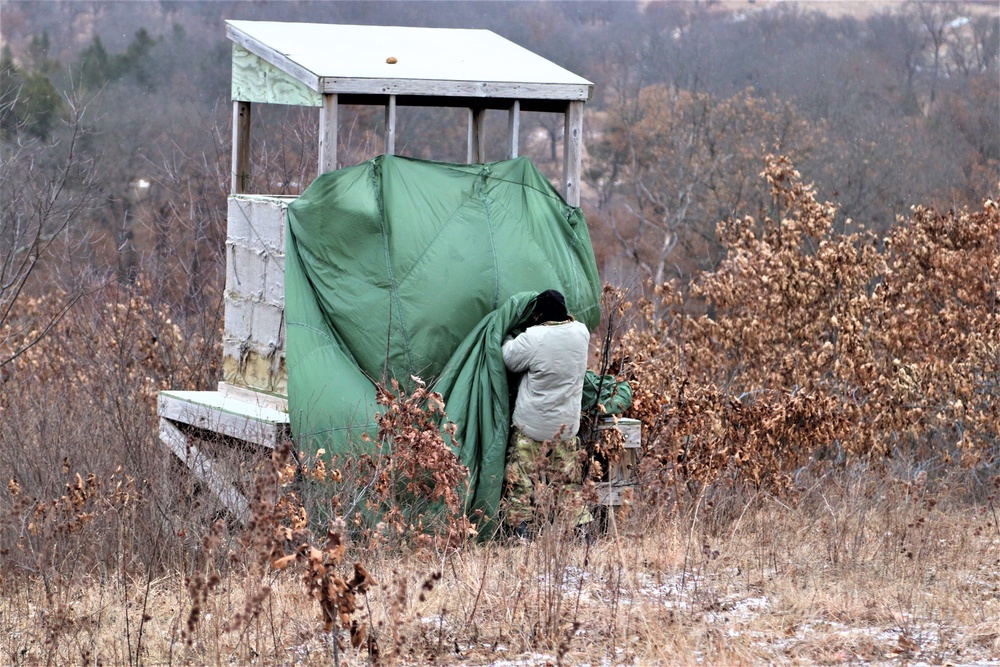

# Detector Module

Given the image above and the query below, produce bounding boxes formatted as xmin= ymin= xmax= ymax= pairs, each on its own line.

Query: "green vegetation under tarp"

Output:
xmin=284 ymin=155 xmax=602 ymax=521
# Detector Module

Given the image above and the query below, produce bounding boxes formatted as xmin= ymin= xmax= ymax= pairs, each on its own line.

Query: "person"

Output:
xmin=501 ymin=290 xmax=591 ymax=537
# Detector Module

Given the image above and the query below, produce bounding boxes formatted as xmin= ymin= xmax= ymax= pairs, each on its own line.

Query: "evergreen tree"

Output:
xmin=79 ymin=35 xmax=112 ymax=90
xmin=0 ymin=43 xmax=64 ymax=141
xmin=0 ymin=45 xmax=19 ymax=139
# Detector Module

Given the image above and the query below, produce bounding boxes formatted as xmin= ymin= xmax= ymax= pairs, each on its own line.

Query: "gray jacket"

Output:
xmin=502 ymin=319 xmax=590 ymax=442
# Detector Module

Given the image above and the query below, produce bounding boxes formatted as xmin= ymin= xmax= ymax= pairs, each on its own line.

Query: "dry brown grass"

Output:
xmin=2 ymin=468 xmax=998 ymax=666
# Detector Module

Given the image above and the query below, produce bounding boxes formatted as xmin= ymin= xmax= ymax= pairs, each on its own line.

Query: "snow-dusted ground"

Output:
xmin=442 ymin=564 xmax=1000 ymax=667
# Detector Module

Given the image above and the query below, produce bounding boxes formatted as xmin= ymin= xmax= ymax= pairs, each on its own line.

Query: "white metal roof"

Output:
xmin=226 ymin=20 xmax=593 ymax=101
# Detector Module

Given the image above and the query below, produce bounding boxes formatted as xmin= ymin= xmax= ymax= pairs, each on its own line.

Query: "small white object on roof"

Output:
xmin=226 ymin=21 xmax=593 ymax=101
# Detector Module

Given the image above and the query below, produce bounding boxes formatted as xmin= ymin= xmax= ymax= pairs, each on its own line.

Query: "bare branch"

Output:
xmin=0 ymin=94 xmax=101 ymax=368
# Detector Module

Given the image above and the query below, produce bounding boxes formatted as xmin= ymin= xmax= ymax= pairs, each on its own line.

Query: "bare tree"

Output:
xmin=910 ymin=1 xmax=954 ymax=110
xmin=0 ymin=96 xmax=99 ymax=370
xmin=591 ymin=86 xmax=817 ymax=289
xmin=946 ymin=11 xmax=1000 ymax=77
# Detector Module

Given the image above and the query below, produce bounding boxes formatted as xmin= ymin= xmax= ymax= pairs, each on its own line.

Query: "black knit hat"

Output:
xmin=532 ymin=289 xmax=568 ymax=323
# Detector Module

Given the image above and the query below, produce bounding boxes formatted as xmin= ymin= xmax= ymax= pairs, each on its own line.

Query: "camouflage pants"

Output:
xmin=502 ymin=427 xmax=592 ymax=529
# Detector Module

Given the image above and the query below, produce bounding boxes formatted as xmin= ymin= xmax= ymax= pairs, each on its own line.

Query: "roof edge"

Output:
xmin=226 ymin=20 xmax=322 ymax=92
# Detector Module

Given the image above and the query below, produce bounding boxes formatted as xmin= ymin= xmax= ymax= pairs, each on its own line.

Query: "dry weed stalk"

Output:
xmin=366 ymin=376 xmax=475 ymax=550
xmin=192 ymin=378 xmax=474 ymax=664
xmin=248 ymin=441 xmax=380 ymax=659
xmin=2 ymin=466 xmax=138 ymax=665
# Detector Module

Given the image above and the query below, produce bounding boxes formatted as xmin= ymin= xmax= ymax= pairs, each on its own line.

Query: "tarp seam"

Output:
xmin=395 ymin=194 xmax=478 ymax=286
xmin=371 ymin=158 xmax=416 ymax=377
xmin=478 ymin=167 xmax=502 ymax=310
xmin=480 ymin=175 xmax=574 ymax=208
xmin=287 ymin=321 xmax=336 ymax=342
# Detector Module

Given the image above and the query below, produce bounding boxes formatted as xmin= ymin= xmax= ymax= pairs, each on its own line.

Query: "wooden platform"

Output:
xmin=158 ymin=386 xmax=289 ymax=448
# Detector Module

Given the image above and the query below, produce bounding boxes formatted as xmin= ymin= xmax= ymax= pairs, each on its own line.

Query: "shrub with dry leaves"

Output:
xmin=621 ymin=155 xmax=1000 ymax=501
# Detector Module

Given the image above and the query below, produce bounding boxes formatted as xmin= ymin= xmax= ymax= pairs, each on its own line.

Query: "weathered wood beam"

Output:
xmin=232 ymin=101 xmax=251 ymax=194
xmin=507 ymin=100 xmax=520 ymax=159
xmin=320 ymin=77 xmax=591 ymax=101
xmin=384 ymin=94 xmax=397 ymax=155
xmin=319 ymin=93 xmax=338 ymax=174
xmin=218 ymin=382 xmax=288 ymax=413
xmin=468 ymin=107 xmax=486 ymax=164
xmin=595 ymin=418 xmax=642 ymax=507
xmin=562 ymin=100 xmax=584 ymax=207
xmin=159 ymin=418 xmax=250 ymax=523
xmin=158 ymin=391 xmax=288 ymax=449
xmin=335 ymin=94 xmax=572 ymax=114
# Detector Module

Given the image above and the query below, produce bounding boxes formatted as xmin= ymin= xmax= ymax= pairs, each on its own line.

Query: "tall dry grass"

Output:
xmin=2 ymin=459 xmax=997 ymax=665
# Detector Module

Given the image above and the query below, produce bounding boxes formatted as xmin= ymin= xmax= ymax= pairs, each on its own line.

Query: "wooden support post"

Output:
xmin=384 ymin=94 xmax=397 ymax=155
xmin=596 ymin=418 xmax=642 ymax=506
xmin=159 ymin=418 xmax=250 ymax=523
xmin=468 ymin=107 xmax=486 ymax=164
xmin=466 ymin=109 xmax=473 ymax=163
xmin=319 ymin=93 xmax=338 ymax=174
xmin=562 ymin=100 xmax=584 ymax=207
xmin=507 ymin=100 xmax=520 ymax=159
xmin=232 ymin=101 xmax=251 ymax=194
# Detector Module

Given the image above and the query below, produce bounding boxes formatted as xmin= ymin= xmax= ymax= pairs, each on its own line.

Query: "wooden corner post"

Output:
xmin=468 ymin=107 xmax=487 ymax=164
xmin=319 ymin=93 xmax=338 ymax=174
xmin=232 ymin=101 xmax=251 ymax=194
xmin=384 ymin=95 xmax=397 ymax=155
xmin=563 ymin=100 xmax=584 ymax=207
xmin=507 ymin=100 xmax=520 ymax=159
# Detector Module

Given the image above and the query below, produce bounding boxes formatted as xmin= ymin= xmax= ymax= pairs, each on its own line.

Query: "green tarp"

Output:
xmin=284 ymin=155 xmax=601 ymax=521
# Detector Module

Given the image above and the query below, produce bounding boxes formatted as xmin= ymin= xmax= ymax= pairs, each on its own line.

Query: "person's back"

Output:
xmin=502 ymin=319 xmax=590 ymax=442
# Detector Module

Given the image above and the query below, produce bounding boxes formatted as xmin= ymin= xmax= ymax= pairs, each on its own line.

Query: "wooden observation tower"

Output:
xmin=155 ymin=22 xmax=640 ymax=521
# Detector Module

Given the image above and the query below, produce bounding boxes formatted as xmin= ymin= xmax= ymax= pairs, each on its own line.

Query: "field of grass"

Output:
xmin=3 ymin=461 xmax=999 ymax=666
